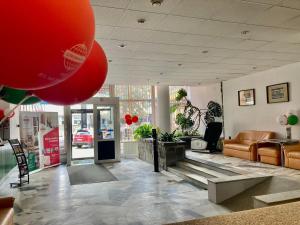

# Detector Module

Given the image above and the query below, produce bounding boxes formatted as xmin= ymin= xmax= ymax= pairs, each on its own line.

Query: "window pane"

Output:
xmin=94 ymin=84 xmax=110 ymax=97
xmin=115 ymin=85 xmax=128 ymax=100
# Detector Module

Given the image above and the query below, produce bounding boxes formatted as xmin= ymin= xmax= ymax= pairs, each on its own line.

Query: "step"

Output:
xmin=184 ymin=157 xmax=242 ymax=176
xmin=167 ymin=166 xmax=208 ymax=189
xmin=253 ymin=189 xmax=300 ymax=208
xmin=177 ymin=161 xmax=230 ymax=179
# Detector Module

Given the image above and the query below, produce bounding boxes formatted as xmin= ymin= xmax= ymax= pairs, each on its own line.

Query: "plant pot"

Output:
xmin=158 ymin=141 xmax=186 ymax=170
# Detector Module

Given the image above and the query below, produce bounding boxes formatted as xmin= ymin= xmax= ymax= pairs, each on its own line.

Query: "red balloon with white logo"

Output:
xmin=33 ymin=41 xmax=108 ymax=105
xmin=0 ymin=0 xmax=95 ymax=90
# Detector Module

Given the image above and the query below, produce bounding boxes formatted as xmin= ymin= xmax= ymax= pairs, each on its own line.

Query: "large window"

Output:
xmin=115 ymin=85 xmax=153 ymax=141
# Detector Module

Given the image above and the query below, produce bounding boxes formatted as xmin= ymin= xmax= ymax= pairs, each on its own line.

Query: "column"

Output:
xmin=156 ymin=85 xmax=171 ymax=133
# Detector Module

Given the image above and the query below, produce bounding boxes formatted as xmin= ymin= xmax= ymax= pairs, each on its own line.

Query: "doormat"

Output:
xmin=67 ymin=164 xmax=117 ymax=185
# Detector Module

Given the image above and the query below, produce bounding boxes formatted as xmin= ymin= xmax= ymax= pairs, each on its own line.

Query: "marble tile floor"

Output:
xmin=0 ymin=159 xmax=230 ymax=225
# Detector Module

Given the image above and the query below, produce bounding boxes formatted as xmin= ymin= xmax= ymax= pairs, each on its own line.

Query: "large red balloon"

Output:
xmin=0 ymin=1 xmax=95 ymax=90
xmin=33 ymin=42 xmax=108 ymax=105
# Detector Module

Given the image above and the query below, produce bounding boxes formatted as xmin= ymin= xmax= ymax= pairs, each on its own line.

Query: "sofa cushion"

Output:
xmin=225 ymin=143 xmax=250 ymax=151
xmin=0 ymin=208 xmax=13 ymax=225
xmin=287 ymin=151 xmax=300 ymax=159
xmin=258 ymin=147 xmax=281 ymax=157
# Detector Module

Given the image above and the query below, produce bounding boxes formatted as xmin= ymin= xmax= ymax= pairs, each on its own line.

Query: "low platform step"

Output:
xmin=167 ymin=166 xmax=208 ymax=189
xmin=177 ymin=161 xmax=230 ymax=179
xmin=253 ymin=189 xmax=300 ymax=208
xmin=184 ymin=157 xmax=242 ymax=176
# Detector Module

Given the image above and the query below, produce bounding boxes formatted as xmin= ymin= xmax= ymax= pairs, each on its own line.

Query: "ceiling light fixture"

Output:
xmin=202 ymin=50 xmax=208 ymax=54
xmin=253 ymin=66 xmax=257 ymax=70
xmin=137 ymin=18 xmax=146 ymax=24
xmin=151 ymin=0 xmax=163 ymax=6
xmin=178 ymin=63 xmax=182 ymax=66
xmin=241 ymin=30 xmax=250 ymax=35
xmin=118 ymin=43 xmax=126 ymax=48
xmin=108 ymin=59 xmax=112 ymax=63
xmin=160 ymin=72 xmax=164 ymax=75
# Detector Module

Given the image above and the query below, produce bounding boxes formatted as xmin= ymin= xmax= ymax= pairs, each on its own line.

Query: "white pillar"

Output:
xmin=156 ymin=85 xmax=171 ymax=133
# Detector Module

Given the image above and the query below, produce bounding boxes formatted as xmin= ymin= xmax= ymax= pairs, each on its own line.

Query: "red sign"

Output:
xmin=43 ymin=127 xmax=60 ymax=166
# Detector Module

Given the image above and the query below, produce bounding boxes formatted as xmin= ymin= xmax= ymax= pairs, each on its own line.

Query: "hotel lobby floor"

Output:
xmin=0 ymin=159 xmax=230 ymax=225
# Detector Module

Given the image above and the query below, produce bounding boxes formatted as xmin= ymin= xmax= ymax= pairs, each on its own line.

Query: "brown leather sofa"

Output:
xmin=257 ymin=143 xmax=281 ymax=166
xmin=284 ymin=143 xmax=300 ymax=170
xmin=223 ymin=131 xmax=275 ymax=161
xmin=0 ymin=197 xmax=14 ymax=225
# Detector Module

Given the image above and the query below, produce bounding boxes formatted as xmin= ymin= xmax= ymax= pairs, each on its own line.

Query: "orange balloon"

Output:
xmin=33 ymin=42 xmax=108 ymax=105
xmin=0 ymin=0 xmax=95 ymax=90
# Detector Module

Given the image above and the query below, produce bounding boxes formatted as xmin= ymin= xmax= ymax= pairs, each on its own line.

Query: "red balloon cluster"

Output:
xmin=124 ymin=114 xmax=139 ymax=125
xmin=0 ymin=1 xmax=108 ymax=106
xmin=0 ymin=0 xmax=95 ymax=90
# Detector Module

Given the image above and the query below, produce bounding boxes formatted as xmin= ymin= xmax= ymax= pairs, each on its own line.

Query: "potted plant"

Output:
xmin=171 ymin=88 xmax=223 ymax=148
xmin=134 ymin=123 xmax=155 ymax=163
xmin=158 ymin=131 xmax=186 ymax=170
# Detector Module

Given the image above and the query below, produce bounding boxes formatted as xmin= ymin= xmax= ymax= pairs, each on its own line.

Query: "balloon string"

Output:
xmin=0 ymin=95 xmax=31 ymax=126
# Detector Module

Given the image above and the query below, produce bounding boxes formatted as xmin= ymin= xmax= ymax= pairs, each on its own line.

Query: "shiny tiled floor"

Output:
xmin=0 ymin=159 xmax=230 ymax=225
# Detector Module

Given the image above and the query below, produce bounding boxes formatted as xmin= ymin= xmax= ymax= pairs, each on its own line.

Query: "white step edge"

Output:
xmin=178 ymin=161 xmax=230 ymax=178
xmin=167 ymin=166 xmax=208 ymax=188
xmin=253 ymin=189 xmax=300 ymax=208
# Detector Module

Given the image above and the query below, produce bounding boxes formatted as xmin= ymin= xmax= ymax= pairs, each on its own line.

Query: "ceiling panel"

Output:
xmin=92 ymin=0 xmax=300 ymax=85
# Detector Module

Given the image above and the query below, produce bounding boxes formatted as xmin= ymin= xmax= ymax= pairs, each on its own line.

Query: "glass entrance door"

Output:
xmin=71 ymin=106 xmax=94 ymax=160
xmin=94 ymin=105 xmax=117 ymax=163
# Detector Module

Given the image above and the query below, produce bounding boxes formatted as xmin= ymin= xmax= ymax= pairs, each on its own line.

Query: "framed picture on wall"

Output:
xmin=266 ymin=82 xmax=289 ymax=104
xmin=238 ymin=89 xmax=255 ymax=106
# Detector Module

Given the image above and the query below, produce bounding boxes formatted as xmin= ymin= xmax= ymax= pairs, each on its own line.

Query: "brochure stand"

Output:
xmin=8 ymin=139 xmax=29 ymax=188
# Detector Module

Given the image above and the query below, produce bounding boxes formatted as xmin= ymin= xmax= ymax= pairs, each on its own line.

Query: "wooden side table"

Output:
xmin=257 ymin=139 xmax=299 ymax=166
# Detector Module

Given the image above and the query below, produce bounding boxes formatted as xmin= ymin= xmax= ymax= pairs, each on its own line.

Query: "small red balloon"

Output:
xmin=125 ymin=114 xmax=131 ymax=121
xmin=0 ymin=0 xmax=95 ymax=90
xmin=132 ymin=116 xmax=139 ymax=123
xmin=126 ymin=118 xmax=133 ymax=125
xmin=33 ymin=41 xmax=107 ymax=105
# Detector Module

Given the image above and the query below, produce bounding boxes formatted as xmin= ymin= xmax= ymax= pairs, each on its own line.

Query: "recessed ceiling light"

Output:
xmin=241 ymin=30 xmax=250 ymax=35
xmin=202 ymin=50 xmax=209 ymax=54
xmin=253 ymin=66 xmax=257 ymax=69
xmin=151 ymin=0 xmax=163 ymax=6
xmin=160 ymin=72 xmax=164 ymax=75
xmin=137 ymin=18 xmax=146 ymax=24
xmin=118 ymin=43 xmax=126 ymax=48
xmin=108 ymin=59 xmax=112 ymax=63
xmin=178 ymin=63 xmax=182 ymax=66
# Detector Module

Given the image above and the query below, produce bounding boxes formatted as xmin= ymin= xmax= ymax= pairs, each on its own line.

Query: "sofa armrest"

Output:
xmin=284 ymin=144 xmax=300 ymax=155
xmin=223 ymin=139 xmax=238 ymax=145
xmin=257 ymin=142 xmax=279 ymax=149
xmin=0 ymin=197 xmax=15 ymax=208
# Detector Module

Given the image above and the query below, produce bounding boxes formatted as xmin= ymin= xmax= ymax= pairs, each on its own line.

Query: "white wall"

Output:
xmin=223 ymin=62 xmax=300 ymax=139
xmin=189 ymin=83 xmax=222 ymax=134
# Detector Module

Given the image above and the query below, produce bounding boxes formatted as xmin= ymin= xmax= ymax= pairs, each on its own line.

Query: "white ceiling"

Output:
xmin=91 ymin=0 xmax=300 ymax=85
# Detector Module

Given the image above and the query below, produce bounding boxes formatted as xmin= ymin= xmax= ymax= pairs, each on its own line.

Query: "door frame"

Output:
xmin=64 ymin=97 xmax=120 ymax=166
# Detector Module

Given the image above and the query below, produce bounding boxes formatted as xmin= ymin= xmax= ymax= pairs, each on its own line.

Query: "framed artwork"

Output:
xmin=266 ymin=82 xmax=289 ymax=104
xmin=238 ymin=89 xmax=255 ymax=106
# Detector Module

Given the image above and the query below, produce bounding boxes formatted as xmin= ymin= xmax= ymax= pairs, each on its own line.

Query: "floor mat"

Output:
xmin=67 ymin=164 xmax=117 ymax=185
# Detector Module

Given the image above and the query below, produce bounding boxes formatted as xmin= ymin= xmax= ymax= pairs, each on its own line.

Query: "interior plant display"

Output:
xmin=171 ymin=88 xmax=223 ymax=136
xmin=133 ymin=124 xmax=153 ymax=140
xmin=159 ymin=131 xmax=179 ymax=142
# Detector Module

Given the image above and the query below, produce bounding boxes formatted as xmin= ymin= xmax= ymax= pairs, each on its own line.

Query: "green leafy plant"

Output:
xmin=159 ymin=130 xmax=179 ymax=142
xmin=171 ymin=88 xmax=223 ymax=136
xmin=133 ymin=124 xmax=153 ymax=140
